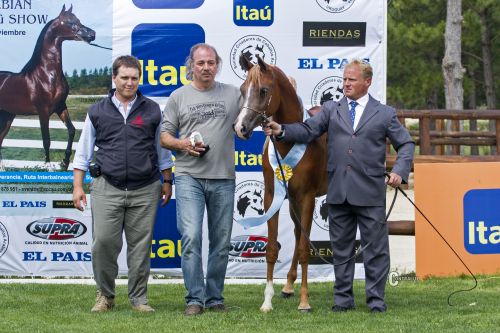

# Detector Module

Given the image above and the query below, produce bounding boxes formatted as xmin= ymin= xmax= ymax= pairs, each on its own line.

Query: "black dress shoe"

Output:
xmin=370 ymin=307 xmax=386 ymax=313
xmin=331 ymin=305 xmax=355 ymax=312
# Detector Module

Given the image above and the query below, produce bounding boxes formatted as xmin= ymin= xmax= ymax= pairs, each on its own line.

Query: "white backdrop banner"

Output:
xmin=0 ymin=0 xmax=385 ymax=279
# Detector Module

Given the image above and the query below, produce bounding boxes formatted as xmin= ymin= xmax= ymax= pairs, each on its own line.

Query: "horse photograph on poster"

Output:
xmin=0 ymin=5 xmax=95 ymax=170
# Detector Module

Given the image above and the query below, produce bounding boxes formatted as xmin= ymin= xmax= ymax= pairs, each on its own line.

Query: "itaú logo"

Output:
xmin=233 ymin=0 xmax=274 ymax=26
xmin=463 ymin=189 xmax=500 ymax=254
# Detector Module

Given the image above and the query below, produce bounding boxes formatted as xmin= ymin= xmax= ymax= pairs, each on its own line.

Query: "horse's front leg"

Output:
xmin=296 ymin=195 xmax=316 ymax=312
xmin=38 ymin=113 xmax=52 ymax=169
xmin=282 ymin=203 xmax=301 ymax=298
xmin=57 ymin=107 xmax=75 ymax=170
xmin=261 ymin=211 xmax=279 ymax=313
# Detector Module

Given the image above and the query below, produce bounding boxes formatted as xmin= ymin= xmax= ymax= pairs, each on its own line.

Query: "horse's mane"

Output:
xmin=21 ymin=18 xmax=56 ymax=74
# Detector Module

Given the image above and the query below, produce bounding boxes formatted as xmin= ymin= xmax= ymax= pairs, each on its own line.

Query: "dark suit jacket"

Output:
xmin=282 ymin=95 xmax=415 ymax=207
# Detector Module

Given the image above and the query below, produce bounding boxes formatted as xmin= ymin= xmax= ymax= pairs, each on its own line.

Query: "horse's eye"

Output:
xmin=260 ymin=88 xmax=268 ymax=98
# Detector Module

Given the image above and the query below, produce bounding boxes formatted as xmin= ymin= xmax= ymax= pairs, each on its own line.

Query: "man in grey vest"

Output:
xmin=264 ymin=59 xmax=414 ymax=313
xmin=73 ymin=55 xmax=174 ymax=313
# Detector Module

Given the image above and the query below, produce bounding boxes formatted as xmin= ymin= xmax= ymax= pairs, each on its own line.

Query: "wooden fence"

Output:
xmin=386 ymin=109 xmax=500 ymax=236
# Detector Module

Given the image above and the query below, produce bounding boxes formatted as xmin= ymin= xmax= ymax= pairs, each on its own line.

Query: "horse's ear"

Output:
xmin=239 ymin=53 xmax=253 ymax=72
xmin=68 ymin=4 xmax=73 ymax=13
xmin=257 ymin=55 xmax=269 ymax=72
xmin=60 ymin=4 xmax=66 ymax=14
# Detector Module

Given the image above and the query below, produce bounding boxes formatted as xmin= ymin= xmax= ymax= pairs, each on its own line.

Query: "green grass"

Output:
xmin=0 ymin=277 xmax=498 ymax=333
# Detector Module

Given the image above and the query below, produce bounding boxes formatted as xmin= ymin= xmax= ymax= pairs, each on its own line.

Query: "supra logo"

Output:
xmin=463 ymin=189 xmax=500 ymax=254
xmin=233 ymin=180 xmax=265 ymax=222
xmin=230 ymin=35 xmax=276 ymax=80
xmin=132 ymin=23 xmax=205 ymax=97
xmin=312 ymin=195 xmax=328 ymax=231
xmin=311 ymin=76 xmax=344 ymax=107
xmin=315 ymin=0 xmax=355 ymax=13
xmin=230 ymin=235 xmax=274 ymax=257
xmin=26 ymin=217 xmax=87 ymax=240
xmin=0 ymin=222 xmax=8 ymax=258
xmin=303 ymin=22 xmax=366 ymax=47
xmin=233 ymin=0 xmax=274 ymax=27
xmin=132 ymin=0 xmax=203 ymax=9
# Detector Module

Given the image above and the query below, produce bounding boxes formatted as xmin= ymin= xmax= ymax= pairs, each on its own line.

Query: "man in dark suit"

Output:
xmin=263 ymin=59 xmax=414 ymax=313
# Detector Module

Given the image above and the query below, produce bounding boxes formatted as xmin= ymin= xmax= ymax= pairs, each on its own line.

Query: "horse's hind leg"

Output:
xmin=0 ymin=111 xmax=16 ymax=170
xmin=57 ymin=107 xmax=75 ymax=170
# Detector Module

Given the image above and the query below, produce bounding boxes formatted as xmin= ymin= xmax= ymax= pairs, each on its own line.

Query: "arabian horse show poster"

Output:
xmin=1 ymin=0 xmax=386 ymax=278
xmin=0 ymin=0 xmax=112 ymax=276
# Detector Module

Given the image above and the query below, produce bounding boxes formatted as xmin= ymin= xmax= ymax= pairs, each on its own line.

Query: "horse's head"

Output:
xmin=233 ymin=54 xmax=279 ymax=140
xmin=51 ymin=5 xmax=95 ymax=43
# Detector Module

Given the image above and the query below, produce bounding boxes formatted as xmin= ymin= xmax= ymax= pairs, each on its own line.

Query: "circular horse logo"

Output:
xmin=312 ymin=195 xmax=329 ymax=231
xmin=234 ymin=180 xmax=265 ymax=222
xmin=230 ymin=35 xmax=277 ymax=80
xmin=315 ymin=0 xmax=355 ymax=13
xmin=311 ymin=76 xmax=344 ymax=107
xmin=0 ymin=222 xmax=9 ymax=258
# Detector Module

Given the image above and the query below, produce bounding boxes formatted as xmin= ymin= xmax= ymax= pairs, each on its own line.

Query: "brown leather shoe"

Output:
xmin=184 ymin=304 xmax=204 ymax=316
xmin=91 ymin=291 xmax=115 ymax=313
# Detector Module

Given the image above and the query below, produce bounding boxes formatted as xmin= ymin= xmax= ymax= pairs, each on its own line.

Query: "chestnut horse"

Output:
xmin=234 ymin=55 xmax=328 ymax=312
xmin=0 ymin=5 xmax=95 ymax=170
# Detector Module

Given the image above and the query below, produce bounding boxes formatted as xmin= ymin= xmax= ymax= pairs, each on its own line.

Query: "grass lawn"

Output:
xmin=0 ymin=277 xmax=498 ymax=333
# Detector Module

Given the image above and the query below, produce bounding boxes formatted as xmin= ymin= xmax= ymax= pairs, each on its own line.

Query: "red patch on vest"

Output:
xmin=130 ymin=115 xmax=144 ymax=127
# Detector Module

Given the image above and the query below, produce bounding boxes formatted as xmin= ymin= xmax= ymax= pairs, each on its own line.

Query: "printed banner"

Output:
xmin=0 ymin=0 xmax=386 ymax=279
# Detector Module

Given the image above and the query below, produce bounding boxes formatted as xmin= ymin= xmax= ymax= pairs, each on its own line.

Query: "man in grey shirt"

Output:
xmin=160 ymin=43 xmax=240 ymax=316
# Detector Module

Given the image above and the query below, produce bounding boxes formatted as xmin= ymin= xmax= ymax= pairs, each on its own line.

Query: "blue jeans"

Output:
xmin=175 ymin=175 xmax=235 ymax=307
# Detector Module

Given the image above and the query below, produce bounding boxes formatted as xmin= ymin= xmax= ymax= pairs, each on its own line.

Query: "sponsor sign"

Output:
xmin=150 ymin=199 xmax=182 ymax=269
xmin=233 ymin=0 xmax=274 ymax=27
xmin=313 ymin=195 xmax=328 ymax=231
xmin=131 ymin=23 xmax=205 ymax=97
xmin=234 ymin=180 xmax=265 ymax=222
xmin=230 ymin=35 xmax=276 ymax=80
xmin=463 ymin=189 xmax=500 ymax=254
xmin=309 ymin=240 xmax=363 ymax=265
xmin=315 ymin=0 xmax=355 ymax=13
xmin=52 ymin=200 xmax=75 ymax=209
xmin=26 ymin=217 xmax=87 ymax=240
xmin=310 ymin=76 xmax=344 ymax=106
xmin=0 ymin=222 xmax=8 ymax=258
xmin=132 ymin=0 xmax=204 ymax=9
xmin=229 ymin=235 xmax=269 ymax=258
xmin=303 ymin=22 xmax=366 ymax=47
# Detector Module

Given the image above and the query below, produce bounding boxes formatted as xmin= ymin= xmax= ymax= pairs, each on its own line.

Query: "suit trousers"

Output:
xmin=328 ymin=202 xmax=389 ymax=311
xmin=90 ymin=176 xmax=161 ymax=306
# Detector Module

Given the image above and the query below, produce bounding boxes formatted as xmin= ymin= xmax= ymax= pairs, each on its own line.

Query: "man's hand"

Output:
xmin=385 ymin=172 xmax=402 ymax=188
xmin=160 ymin=183 xmax=172 ymax=206
xmin=263 ymin=121 xmax=282 ymax=137
xmin=179 ymin=138 xmax=206 ymax=157
xmin=73 ymin=186 xmax=87 ymax=211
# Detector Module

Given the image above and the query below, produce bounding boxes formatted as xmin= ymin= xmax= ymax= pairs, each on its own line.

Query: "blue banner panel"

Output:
xmin=151 ymin=199 xmax=181 ymax=269
xmin=463 ymin=189 xmax=500 ymax=254
xmin=133 ymin=0 xmax=204 ymax=9
xmin=234 ymin=131 xmax=265 ymax=172
xmin=131 ymin=23 xmax=205 ymax=97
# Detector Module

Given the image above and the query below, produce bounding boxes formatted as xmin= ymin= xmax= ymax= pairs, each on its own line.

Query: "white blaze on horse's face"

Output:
xmin=234 ymin=81 xmax=267 ymax=140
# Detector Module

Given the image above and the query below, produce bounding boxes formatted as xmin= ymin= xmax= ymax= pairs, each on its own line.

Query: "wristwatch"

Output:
xmin=276 ymin=127 xmax=285 ymax=140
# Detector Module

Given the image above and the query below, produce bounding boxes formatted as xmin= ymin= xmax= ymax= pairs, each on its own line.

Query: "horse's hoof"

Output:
xmin=260 ymin=306 xmax=273 ymax=313
xmin=298 ymin=308 xmax=312 ymax=313
xmin=280 ymin=291 xmax=294 ymax=298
